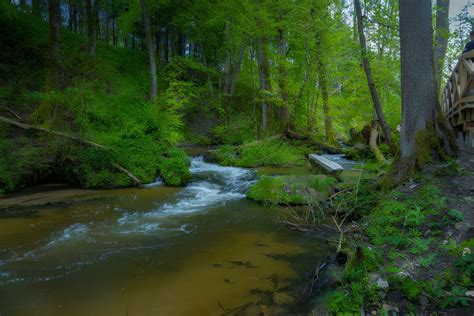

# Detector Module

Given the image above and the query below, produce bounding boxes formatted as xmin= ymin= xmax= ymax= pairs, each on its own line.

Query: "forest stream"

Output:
xmin=0 ymin=155 xmax=357 ymax=315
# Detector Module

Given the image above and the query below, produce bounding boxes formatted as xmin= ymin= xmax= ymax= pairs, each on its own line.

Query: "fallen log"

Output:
xmin=0 ymin=115 xmax=143 ymax=185
xmin=0 ymin=116 xmax=106 ymax=149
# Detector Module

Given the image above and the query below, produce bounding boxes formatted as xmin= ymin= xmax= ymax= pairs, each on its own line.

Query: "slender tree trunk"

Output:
xmin=228 ymin=45 xmax=245 ymax=96
xmin=155 ymin=23 xmax=161 ymax=57
xmin=72 ymin=2 xmax=78 ymax=33
xmin=105 ymin=10 xmax=109 ymax=44
xmin=112 ymin=17 xmax=116 ymax=46
xmin=278 ymin=28 xmax=290 ymax=131
xmin=68 ymin=0 xmax=74 ymax=30
xmin=434 ymin=0 xmax=450 ymax=90
xmin=256 ymin=38 xmax=272 ymax=133
xmin=86 ymin=0 xmax=99 ymax=57
xmin=396 ymin=0 xmax=455 ymax=182
xmin=47 ymin=0 xmax=60 ymax=92
xmin=32 ymin=0 xmax=41 ymax=16
xmin=354 ymin=0 xmax=395 ymax=152
xmin=43 ymin=0 xmax=60 ymax=122
xmin=314 ymin=2 xmax=335 ymax=144
xmin=164 ymin=27 xmax=169 ymax=63
xmin=140 ymin=0 xmax=158 ymax=100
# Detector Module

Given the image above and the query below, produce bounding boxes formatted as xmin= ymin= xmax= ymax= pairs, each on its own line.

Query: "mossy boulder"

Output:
xmin=247 ymin=175 xmax=337 ymax=205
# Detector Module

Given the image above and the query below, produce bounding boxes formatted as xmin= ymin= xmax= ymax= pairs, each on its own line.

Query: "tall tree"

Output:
xmin=32 ymin=0 xmax=41 ymax=17
xmin=86 ymin=0 xmax=99 ymax=57
xmin=46 ymin=0 xmax=60 ymax=94
xmin=256 ymin=37 xmax=272 ymax=133
xmin=314 ymin=1 xmax=334 ymax=144
xmin=140 ymin=0 xmax=158 ymax=100
xmin=396 ymin=0 xmax=456 ymax=182
xmin=278 ymin=27 xmax=290 ymax=132
xmin=434 ymin=0 xmax=450 ymax=90
xmin=354 ymin=0 xmax=395 ymax=153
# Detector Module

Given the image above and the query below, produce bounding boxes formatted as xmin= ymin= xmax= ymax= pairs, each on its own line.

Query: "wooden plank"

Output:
xmin=308 ymin=154 xmax=344 ymax=173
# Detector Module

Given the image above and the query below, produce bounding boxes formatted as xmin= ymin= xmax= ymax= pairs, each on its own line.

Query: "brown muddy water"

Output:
xmin=0 ymin=156 xmax=342 ymax=315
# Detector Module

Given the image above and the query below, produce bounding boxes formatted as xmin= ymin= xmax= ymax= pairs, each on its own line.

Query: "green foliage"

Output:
xmin=212 ymin=114 xmax=255 ymax=145
xmin=327 ymin=282 xmax=364 ymax=314
xmin=246 ymin=175 xmax=336 ymax=205
xmin=158 ymin=148 xmax=191 ymax=186
xmin=205 ymin=139 xmax=304 ymax=168
xmin=434 ymin=160 xmax=463 ymax=177
xmin=238 ymin=140 xmax=304 ymax=167
xmin=447 ymin=209 xmax=464 ymax=222
xmin=0 ymin=11 xmax=192 ymax=191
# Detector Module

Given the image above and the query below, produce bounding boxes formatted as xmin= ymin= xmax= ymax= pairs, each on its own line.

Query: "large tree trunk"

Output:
xmin=140 ymin=0 xmax=158 ymax=100
xmin=434 ymin=0 xmax=450 ymax=90
xmin=256 ymin=38 xmax=272 ymax=133
xmin=396 ymin=0 xmax=456 ymax=182
xmin=278 ymin=28 xmax=290 ymax=132
xmin=354 ymin=0 xmax=395 ymax=153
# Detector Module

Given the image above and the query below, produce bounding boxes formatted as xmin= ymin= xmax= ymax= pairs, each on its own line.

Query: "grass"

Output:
xmin=247 ymin=175 xmax=336 ymax=205
xmin=207 ymin=139 xmax=307 ymax=168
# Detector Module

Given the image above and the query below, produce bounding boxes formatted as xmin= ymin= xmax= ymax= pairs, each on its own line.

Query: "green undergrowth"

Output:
xmin=206 ymin=139 xmax=307 ymax=168
xmin=0 ymin=9 xmax=196 ymax=191
xmin=247 ymin=175 xmax=336 ymax=205
xmin=326 ymin=179 xmax=474 ymax=314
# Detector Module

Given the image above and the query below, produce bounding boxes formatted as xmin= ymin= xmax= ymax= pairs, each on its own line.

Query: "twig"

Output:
xmin=5 ymin=107 xmax=22 ymax=121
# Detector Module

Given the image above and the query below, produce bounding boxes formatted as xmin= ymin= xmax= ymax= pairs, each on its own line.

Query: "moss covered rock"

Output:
xmin=247 ymin=175 xmax=336 ymax=205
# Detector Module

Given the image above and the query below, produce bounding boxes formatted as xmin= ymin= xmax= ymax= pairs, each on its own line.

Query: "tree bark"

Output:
xmin=278 ymin=28 xmax=290 ymax=132
xmin=396 ymin=0 xmax=456 ymax=182
xmin=354 ymin=0 xmax=395 ymax=152
xmin=369 ymin=121 xmax=386 ymax=162
xmin=140 ymin=0 xmax=158 ymax=100
xmin=434 ymin=0 xmax=450 ymax=90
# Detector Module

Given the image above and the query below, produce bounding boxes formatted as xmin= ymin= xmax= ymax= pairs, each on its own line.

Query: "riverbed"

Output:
xmin=0 ymin=157 xmax=335 ymax=315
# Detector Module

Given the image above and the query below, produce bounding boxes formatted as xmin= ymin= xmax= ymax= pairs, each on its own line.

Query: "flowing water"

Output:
xmin=0 ymin=157 xmax=333 ymax=315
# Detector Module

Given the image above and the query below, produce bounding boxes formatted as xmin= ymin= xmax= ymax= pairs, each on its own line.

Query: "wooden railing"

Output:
xmin=442 ymin=50 xmax=474 ymax=124
xmin=442 ymin=50 xmax=474 ymax=149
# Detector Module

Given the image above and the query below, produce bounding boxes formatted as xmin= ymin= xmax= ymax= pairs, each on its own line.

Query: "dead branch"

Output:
xmin=5 ymin=108 xmax=22 ymax=121
xmin=0 ymin=116 xmax=106 ymax=149
xmin=0 ymin=116 xmax=143 ymax=185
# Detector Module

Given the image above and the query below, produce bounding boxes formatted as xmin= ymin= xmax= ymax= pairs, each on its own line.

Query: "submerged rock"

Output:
xmin=273 ymin=292 xmax=295 ymax=305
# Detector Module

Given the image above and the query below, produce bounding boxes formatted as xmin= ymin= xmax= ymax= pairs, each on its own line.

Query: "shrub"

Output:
xmin=158 ymin=148 xmax=191 ymax=186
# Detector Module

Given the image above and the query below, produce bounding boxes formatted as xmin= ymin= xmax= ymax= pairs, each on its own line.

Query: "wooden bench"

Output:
xmin=308 ymin=154 xmax=344 ymax=177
